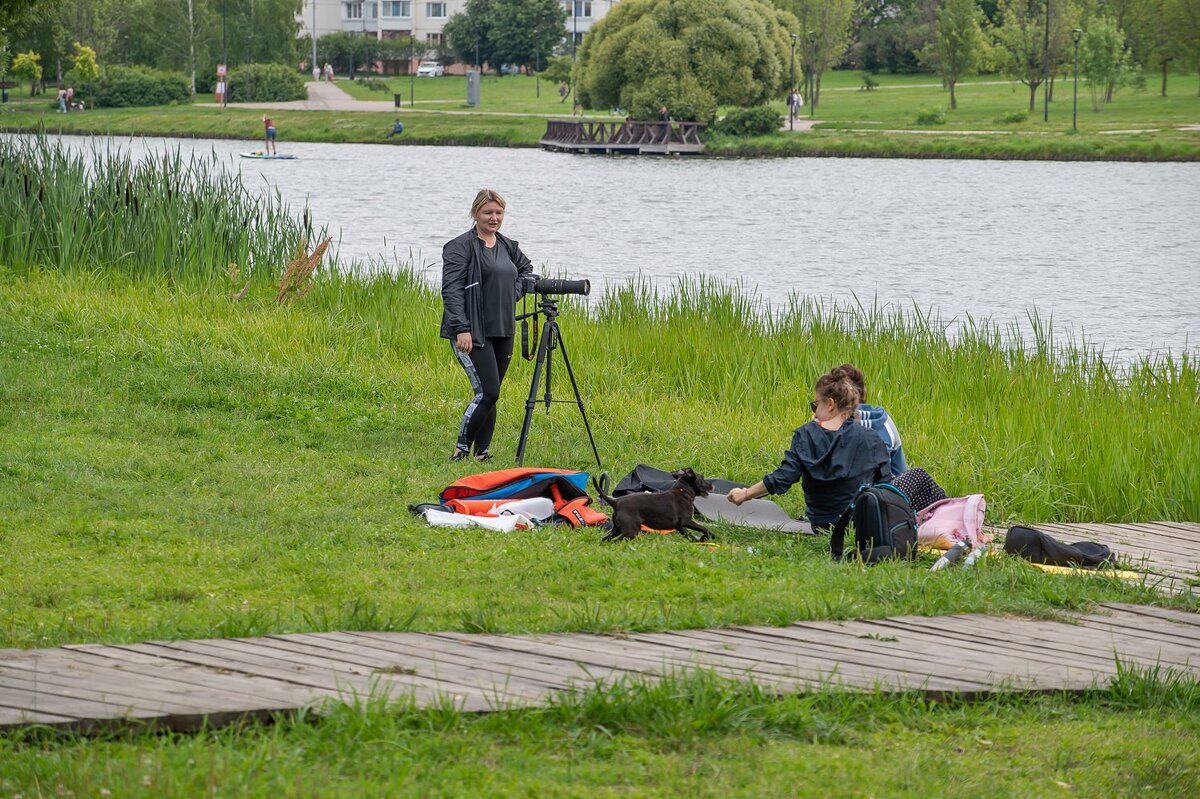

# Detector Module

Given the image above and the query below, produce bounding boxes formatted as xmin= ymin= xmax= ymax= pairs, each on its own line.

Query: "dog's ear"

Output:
xmin=671 ymin=468 xmax=695 ymax=480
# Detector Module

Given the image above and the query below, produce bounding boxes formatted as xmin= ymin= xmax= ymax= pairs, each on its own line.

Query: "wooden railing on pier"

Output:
xmin=540 ymin=119 xmax=706 ymax=155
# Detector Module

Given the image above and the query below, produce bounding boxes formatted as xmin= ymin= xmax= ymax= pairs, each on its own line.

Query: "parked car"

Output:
xmin=416 ymin=62 xmax=445 ymax=77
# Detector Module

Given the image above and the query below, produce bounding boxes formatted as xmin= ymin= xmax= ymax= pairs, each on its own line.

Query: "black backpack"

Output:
xmin=830 ymin=483 xmax=918 ymax=563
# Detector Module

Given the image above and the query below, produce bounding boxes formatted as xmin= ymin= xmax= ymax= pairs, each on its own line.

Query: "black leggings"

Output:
xmin=452 ymin=336 xmax=514 ymax=454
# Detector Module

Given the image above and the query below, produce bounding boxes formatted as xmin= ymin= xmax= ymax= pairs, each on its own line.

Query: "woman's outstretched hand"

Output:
xmin=727 ymin=488 xmax=748 ymax=506
xmin=455 ymin=332 xmax=473 ymax=353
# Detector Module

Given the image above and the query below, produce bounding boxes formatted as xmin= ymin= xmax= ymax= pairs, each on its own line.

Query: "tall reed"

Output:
xmin=0 ymin=133 xmax=319 ymax=282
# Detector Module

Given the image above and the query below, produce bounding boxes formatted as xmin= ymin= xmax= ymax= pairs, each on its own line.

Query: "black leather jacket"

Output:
xmin=439 ymin=227 xmax=534 ymax=348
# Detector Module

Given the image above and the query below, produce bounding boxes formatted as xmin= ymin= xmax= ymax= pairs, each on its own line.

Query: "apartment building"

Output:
xmin=297 ymin=0 xmax=621 ymax=64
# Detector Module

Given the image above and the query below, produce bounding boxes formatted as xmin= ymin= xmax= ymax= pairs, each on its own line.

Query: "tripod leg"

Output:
xmin=516 ymin=321 xmax=553 ymax=466
xmin=554 ymin=331 xmax=603 ymax=470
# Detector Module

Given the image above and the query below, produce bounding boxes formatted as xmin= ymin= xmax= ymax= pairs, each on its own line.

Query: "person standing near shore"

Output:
xmin=312 ymin=65 xmax=321 ymax=83
xmin=440 ymin=189 xmax=535 ymax=462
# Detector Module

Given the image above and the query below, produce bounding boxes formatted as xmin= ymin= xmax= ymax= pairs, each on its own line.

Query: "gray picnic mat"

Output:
xmin=693 ymin=494 xmax=812 ymax=535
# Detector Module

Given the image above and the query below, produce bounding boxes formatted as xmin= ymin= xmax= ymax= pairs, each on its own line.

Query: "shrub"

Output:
xmin=709 ymin=105 xmax=783 ymax=137
xmin=860 ymin=71 xmax=879 ymax=91
xmin=995 ymin=110 xmax=1028 ymax=124
xmin=226 ymin=63 xmax=306 ymax=103
xmin=915 ymin=106 xmax=946 ymax=125
xmin=356 ymin=77 xmax=389 ymax=92
xmin=89 ymin=65 xmax=190 ymax=107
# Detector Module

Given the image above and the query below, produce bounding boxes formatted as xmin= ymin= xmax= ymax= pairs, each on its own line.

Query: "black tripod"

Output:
xmin=515 ymin=296 xmax=602 ymax=468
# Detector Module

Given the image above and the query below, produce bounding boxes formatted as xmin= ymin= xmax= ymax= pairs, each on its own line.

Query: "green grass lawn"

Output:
xmin=4 ymin=70 xmax=1199 ymax=158
xmin=3 ymin=671 xmax=1199 ymax=797
xmin=1 ymin=265 xmax=1196 ymax=651
xmin=2 ymin=134 xmax=1198 ymax=796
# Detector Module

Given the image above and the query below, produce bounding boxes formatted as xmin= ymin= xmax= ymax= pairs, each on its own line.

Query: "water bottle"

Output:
xmin=962 ymin=544 xmax=989 ymax=569
xmin=929 ymin=541 xmax=969 ymax=572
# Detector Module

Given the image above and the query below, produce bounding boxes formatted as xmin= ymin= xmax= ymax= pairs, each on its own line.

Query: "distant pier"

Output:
xmin=540 ymin=120 xmax=706 ymax=155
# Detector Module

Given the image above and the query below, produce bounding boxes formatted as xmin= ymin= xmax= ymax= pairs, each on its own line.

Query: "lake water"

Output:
xmin=40 ymin=135 xmax=1200 ymax=359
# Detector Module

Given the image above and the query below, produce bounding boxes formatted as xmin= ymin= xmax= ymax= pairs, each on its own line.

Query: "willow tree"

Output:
xmin=573 ymin=0 xmax=795 ymax=122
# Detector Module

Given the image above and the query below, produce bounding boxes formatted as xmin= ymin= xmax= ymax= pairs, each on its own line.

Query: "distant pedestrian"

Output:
xmin=262 ymin=114 xmax=278 ymax=155
xmin=65 ymin=86 xmax=74 ymax=111
xmin=558 ymin=80 xmax=568 ymax=100
xmin=658 ymin=105 xmax=669 ymax=141
xmin=323 ymin=63 xmax=334 ymax=83
xmin=56 ymin=87 xmax=67 ymax=113
xmin=312 ymin=65 xmax=321 ymax=83
xmin=387 ymin=118 xmax=405 ymax=138
xmin=216 ymin=79 xmax=227 ymax=107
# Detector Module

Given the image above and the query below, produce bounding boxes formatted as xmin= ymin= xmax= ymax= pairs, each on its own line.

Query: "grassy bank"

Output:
xmin=2 ymin=132 xmax=1199 ymax=797
xmin=3 ymin=669 xmax=1200 ymax=797
xmin=1 ymin=135 xmax=1197 ymax=653
xmin=3 ymin=70 xmax=1198 ymax=159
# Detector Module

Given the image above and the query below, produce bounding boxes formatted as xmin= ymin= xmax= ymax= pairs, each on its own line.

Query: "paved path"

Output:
xmin=198 ymin=81 xmax=617 ymax=119
xmin=3 ymin=522 xmax=1196 ymax=733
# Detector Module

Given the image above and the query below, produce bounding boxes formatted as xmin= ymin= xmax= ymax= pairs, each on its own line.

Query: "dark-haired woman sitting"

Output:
xmin=727 ymin=366 xmax=890 ymax=533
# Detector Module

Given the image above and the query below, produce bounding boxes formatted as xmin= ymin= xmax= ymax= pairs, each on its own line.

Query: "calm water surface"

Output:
xmin=50 ymin=136 xmax=1200 ymax=359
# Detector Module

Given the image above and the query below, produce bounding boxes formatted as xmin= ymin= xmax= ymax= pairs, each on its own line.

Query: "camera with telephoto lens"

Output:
xmin=522 ymin=274 xmax=590 ymax=297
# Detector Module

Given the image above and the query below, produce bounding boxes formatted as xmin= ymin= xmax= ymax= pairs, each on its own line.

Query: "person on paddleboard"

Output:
xmin=262 ymin=115 xmax=278 ymax=156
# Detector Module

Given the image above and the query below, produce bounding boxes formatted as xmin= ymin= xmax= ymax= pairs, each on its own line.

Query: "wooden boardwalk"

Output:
xmin=1027 ymin=522 xmax=1200 ymax=594
xmin=2 ymin=603 xmax=1197 ymax=734
xmin=3 ymin=522 xmax=1196 ymax=734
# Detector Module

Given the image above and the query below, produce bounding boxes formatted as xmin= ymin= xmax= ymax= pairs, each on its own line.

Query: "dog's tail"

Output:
xmin=592 ymin=472 xmax=620 ymax=509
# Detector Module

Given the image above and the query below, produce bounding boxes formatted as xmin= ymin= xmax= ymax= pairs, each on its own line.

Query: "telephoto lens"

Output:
xmin=534 ymin=278 xmax=590 ymax=296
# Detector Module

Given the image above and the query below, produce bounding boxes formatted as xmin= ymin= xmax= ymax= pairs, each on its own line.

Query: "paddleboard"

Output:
xmin=239 ymin=151 xmax=296 ymax=160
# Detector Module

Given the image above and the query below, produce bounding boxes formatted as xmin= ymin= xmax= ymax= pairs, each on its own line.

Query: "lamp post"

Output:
xmin=409 ymin=35 xmax=415 ymax=107
xmin=807 ymin=30 xmax=816 ymax=118
xmin=572 ymin=2 xmax=578 ymax=60
xmin=1071 ymin=28 xmax=1082 ymax=131
xmin=1043 ymin=0 xmax=1051 ymax=122
xmin=789 ymin=33 xmax=797 ymax=131
xmin=535 ymin=27 xmax=540 ymax=98
xmin=310 ymin=0 xmax=317 ymax=78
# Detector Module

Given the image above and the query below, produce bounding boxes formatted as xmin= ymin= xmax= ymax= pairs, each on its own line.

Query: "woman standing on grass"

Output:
xmin=727 ymin=366 xmax=890 ymax=533
xmin=440 ymin=189 xmax=535 ymax=462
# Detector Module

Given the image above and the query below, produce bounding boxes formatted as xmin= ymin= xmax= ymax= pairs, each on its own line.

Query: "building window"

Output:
xmin=426 ymin=2 xmax=447 ymax=17
xmin=383 ymin=0 xmax=411 ymax=16
xmin=573 ymin=1 xmax=592 ymax=17
xmin=426 ymin=32 xmax=443 ymax=46
xmin=345 ymin=2 xmax=362 ymax=20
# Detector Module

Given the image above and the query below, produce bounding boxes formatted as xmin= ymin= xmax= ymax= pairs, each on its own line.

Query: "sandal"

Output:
xmin=449 ymin=448 xmax=470 ymax=462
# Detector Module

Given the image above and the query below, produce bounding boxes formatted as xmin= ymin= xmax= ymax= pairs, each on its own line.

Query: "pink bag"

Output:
xmin=916 ymin=494 xmax=989 ymax=549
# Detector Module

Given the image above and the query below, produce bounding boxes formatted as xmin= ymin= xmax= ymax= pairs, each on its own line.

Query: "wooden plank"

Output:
xmin=3 ymin=649 xmax=305 ymax=714
xmin=681 ymin=625 xmax=999 ymax=681
xmin=881 ymin=615 xmax=1199 ymax=671
xmin=118 ymin=641 xmax=410 ymax=704
xmin=0 ymin=676 xmax=174 ymax=721
xmin=1072 ymin=615 xmax=1200 ymax=650
xmin=625 ymin=630 xmax=992 ymax=693
xmin=0 ymin=704 xmax=80 ymax=727
xmin=331 ymin=631 xmax=626 ymax=690
xmin=845 ymin=618 xmax=1120 ymax=676
xmin=764 ymin=618 xmax=1117 ymax=676
xmin=900 ymin=612 xmax=1200 ymax=664
xmin=428 ymin=631 xmax=803 ymax=690
xmin=1044 ymin=523 xmax=1200 ymax=560
xmin=265 ymin=633 xmax=561 ymax=703
xmin=866 ymin=615 xmax=1176 ymax=671
xmin=147 ymin=638 xmax=489 ymax=709
xmin=759 ymin=620 xmax=1106 ymax=687
xmin=61 ymin=644 xmax=337 ymax=707
xmin=0 ymin=662 xmax=207 ymax=715
xmin=1101 ymin=603 xmax=1200 ymax=626
xmin=432 ymin=630 xmax=856 ymax=691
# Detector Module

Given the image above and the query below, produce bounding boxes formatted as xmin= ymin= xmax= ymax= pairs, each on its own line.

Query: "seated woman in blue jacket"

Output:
xmin=727 ymin=365 xmax=890 ymax=533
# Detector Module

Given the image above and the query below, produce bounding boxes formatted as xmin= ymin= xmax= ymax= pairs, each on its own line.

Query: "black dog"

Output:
xmin=597 ymin=468 xmax=715 ymax=542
